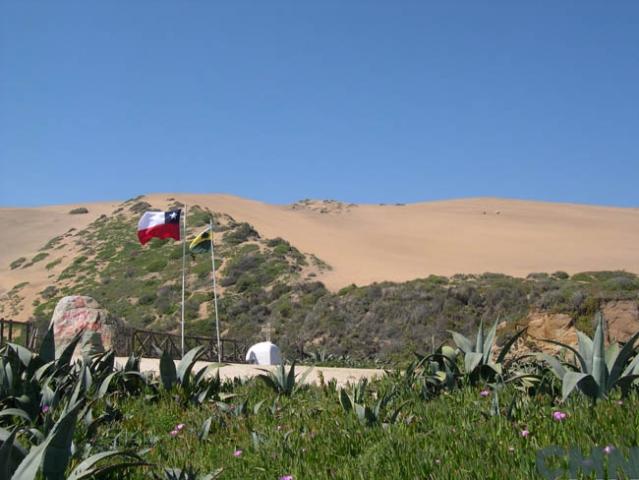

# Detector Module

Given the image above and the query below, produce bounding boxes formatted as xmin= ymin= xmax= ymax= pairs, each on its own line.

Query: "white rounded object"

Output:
xmin=245 ymin=341 xmax=282 ymax=365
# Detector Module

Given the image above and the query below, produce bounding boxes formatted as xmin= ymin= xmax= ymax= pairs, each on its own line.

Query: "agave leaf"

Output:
xmin=57 ymin=333 xmax=84 ymax=367
xmin=496 ymin=327 xmax=528 ymax=365
xmin=159 ymin=350 xmax=177 ymax=390
xmin=295 ymin=366 xmax=314 ymax=389
xmin=576 ymin=331 xmax=594 ymax=374
xmin=615 ymin=374 xmax=639 ymax=397
xmin=622 ymin=352 xmax=639 ymax=377
xmin=609 ymin=330 xmax=639 ymax=388
xmin=0 ymin=408 xmax=32 ymax=423
xmin=253 ymin=399 xmax=266 ymax=415
xmin=339 ymin=389 xmax=352 ymax=412
xmin=97 ymin=372 xmax=119 ymax=398
xmin=66 ymin=450 xmax=144 ymax=480
xmin=124 ymin=354 xmax=139 ymax=372
xmin=440 ymin=345 xmax=458 ymax=362
xmin=9 ymin=344 xmax=33 ymax=368
xmin=562 ymin=372 xmax=598 ymax=401
xmin=176 ymin=346 xmax=205 ymax=388
xmin=482 ymin=321 xmax=498 ymax=363
xmin=38 ymin=326 xmax=56 ymax=364
xmin=12 ymin=400 xmax=84 ymax=480
xmin=42 ymin=400 xmax=85 ymax=480
xmin=448 ymin=331 xmax=473 ymax=354
xmin=541 ymin=339 xmax=588 ymax=373
xmin=464 ymin=352 xmax=483 ymax=374
xmin=592 ymin=314 xmax=607 ymax=389
xmin=605 ymin=342 xmax=620 ymax=373
xmin=286 ymin=362 xmax=297 ymax=394
xmin=199 ymin=417 xmax=213 ymax=440
xmin=538 ymin=353 xmax=567 ymax=380
xmin=0 ymin=428 xmax=21 ymax=480
xmin=475 ymin=320 xmax=485 ymax=354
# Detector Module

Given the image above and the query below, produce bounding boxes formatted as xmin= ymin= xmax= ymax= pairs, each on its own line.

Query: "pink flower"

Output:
xmin=520 ymin=429 xmax=530 ymax=438
xmin=169 ymin=430 xmax=179 ymax=437
xmin=175 ymin=423 xmax=185 ymax=431
xmin=233 ymin=449 xmax=242 ymax=457
xmin=604 ymin=445 xmax=614 ymax=455
xmin=480 ymin=389 xmax=490 ymax=398
xmin=552 ymin=411 xmax=567 ymax=421
xmin=279 ymin=476 xmax=293 ymax=480
xmin=41 ymin=405 xmax=50 ymax=414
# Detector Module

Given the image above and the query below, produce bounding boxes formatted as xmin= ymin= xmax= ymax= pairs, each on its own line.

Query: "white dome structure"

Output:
xmin=245 ymin=341 xmax=282 ymax=365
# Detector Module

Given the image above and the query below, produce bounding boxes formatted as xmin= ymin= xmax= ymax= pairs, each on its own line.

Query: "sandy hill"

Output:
xmin=1 ymin=194 xmax=638 ymax=303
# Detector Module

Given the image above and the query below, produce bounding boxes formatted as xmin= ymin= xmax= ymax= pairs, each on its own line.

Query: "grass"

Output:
xmin=102 ymin=380 xmax=639 ymax=479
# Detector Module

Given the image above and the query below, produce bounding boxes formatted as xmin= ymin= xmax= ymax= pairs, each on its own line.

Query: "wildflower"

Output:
xmin=41 ymin=405 xmax=50 ymax=414
xmin=169 ymin=429 xmax=179 ymax=437
xmin=508 ymin=446 xmax=515 ymax=452
xmin=520 ymin=429 xmax=530 ymax=438
xmin=233 ymin=449 xmax=243 ymax=457
xmin=277 ymin=425 xmax=283 ymax=431
xmin=617 ymin=400 xmax=624 ymax=406
xmin=480 ymin=389 xmax=490 ymax=398
xmin=176 ymin=423 xmax=185 ymax=431
xmin=604 ymin=445 xmax=614 ymax=455
xmin=435 ymin=459 xmax=441 ymax=465
xmin=279 ymin=476 xmax=293 ymax=480
xmin=552 ymin=411 xmax=567 ymax=421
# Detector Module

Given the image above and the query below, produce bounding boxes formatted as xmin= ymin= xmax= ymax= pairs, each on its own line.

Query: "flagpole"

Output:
xmin=181 ymin=204 xmax=187 ymax=358
xmin=209 ymin=219 xmax=222 ymax=363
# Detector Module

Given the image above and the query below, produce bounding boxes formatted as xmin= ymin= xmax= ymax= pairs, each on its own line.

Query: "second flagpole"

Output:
xmin=180 ymin=204 xmax=188 ymax=358
xmin=209 ymin=219 xmax=222 ymax=363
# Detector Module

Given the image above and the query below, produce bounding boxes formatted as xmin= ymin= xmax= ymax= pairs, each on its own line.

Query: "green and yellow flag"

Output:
xmin=190 ymin=226 xmax=212 ymax=254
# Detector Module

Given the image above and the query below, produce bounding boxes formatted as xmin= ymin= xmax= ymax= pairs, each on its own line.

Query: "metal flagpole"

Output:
xmin=209 ymin=219 xmax=222 ymax=363
xmin=180 ymin=204 xmax=188 ymax=358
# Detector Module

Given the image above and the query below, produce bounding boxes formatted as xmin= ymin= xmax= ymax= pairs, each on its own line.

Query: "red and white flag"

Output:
xmin=137 ymin=209 xmax=181 ymax=245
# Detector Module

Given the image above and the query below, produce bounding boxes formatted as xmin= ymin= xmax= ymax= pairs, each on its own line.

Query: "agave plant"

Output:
xmin=158 ymin=347 xmax=224 ymax=405
xmin=256 ymin=361 xmax=313 ymax=396
xmin=449 ymin=320 xmax=528 ymax=383
xmin=338 ymin=379 xmax=407 ymax=427
xmin=541 ymin=313 xmax=639 ymax=402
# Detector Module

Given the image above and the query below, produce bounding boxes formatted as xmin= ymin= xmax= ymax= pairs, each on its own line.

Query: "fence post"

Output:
xmin=8 ymin=319 xmax=13 ymax=343
xmin=0 ymin=318 xmax=4 ymax=346
xmin=25 ymin=323 xmax=31 ymax=348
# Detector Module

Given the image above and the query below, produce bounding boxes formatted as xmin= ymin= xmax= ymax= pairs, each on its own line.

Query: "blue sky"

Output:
xmin=1 ymin=1 xmax=638 ymax=207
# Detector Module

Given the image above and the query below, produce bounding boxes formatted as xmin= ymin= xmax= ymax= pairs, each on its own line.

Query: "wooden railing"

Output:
xmin=0 ymin=318 xmax=37 ymax=349
xmin=130 ymin=329 xmax=245 ymax=362
xmin=1 ymin=319 xmax=245 ymax=363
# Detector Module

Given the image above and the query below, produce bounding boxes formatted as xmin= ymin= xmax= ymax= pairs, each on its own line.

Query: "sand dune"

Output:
xmin=1 ymin=194 xmax=638 ymax=320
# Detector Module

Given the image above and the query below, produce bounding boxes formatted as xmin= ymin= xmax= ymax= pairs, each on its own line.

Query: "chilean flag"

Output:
xmin=137 ymin=210 xmax=181 ymax=245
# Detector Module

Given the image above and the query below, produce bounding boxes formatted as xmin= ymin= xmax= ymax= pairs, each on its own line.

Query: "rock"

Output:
xmin=49 ymin=296 xmax=125 ymax=358
xmin=526 ymin=312 xmax=577 ymax=354
xmin=602 ymin=300 xmax=639 ymax=344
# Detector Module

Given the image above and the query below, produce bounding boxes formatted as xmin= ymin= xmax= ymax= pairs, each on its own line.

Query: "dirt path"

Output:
xmin=116 ymin=357 xmax=386 ymax=387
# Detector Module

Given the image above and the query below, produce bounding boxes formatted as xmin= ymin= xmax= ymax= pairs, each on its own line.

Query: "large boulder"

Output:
xmin=602 ymin=300 xmax=639 ymax=344
xmin=49 ymin=296 xmax=124 ymax=358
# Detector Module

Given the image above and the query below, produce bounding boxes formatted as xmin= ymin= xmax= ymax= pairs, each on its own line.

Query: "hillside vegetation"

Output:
xmin=2 ymin=195 xmax=639 ymax=362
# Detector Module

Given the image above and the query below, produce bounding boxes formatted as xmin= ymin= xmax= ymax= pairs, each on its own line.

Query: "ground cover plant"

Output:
xmin=1 ymin=315 xmax=639 ymax=479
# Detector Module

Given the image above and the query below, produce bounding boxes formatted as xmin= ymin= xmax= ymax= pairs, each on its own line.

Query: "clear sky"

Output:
xmin=1 ymin=1 xmax=638 ymax=207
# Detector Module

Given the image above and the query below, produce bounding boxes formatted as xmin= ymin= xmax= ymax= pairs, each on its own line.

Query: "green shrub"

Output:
xmin=223 ymin=222 xmax=259 ymax=245
xmin=31 ymin=252 xmax=49 ymax=264
xmin=69 ymin=207 xmax=89 ymax=214
xmin=10 ymin=257 xmax=26 ymax=269
xmin=45 ymin=258 xmax=62 ymax=270
xmin=145 ymin=258 xmax=168 ymax=273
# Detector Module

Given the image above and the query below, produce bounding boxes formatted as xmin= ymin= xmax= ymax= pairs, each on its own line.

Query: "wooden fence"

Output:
xmin=130 ymin=329 xmax=245 ymax=362
xmin=0 ymin=318 xmax=246 ymax=363
xmin=0 ymin=318 xmax=37 ymax=349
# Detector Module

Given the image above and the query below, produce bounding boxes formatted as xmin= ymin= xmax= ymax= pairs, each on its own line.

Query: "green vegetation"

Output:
xmin=2 ymin=320 xmax=639 ymax=479
xmin=69 ymin=207 xmax=89 ymax=214
xmin=31 ymin=252 xmax=49 ymax=264
xmin=45 ymin=258 xmax=62 ymax=270
xmin=9 ymin=257 xmax=26 ymax=270
xmin=14 ymin=197 xmax=639 ymax=364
